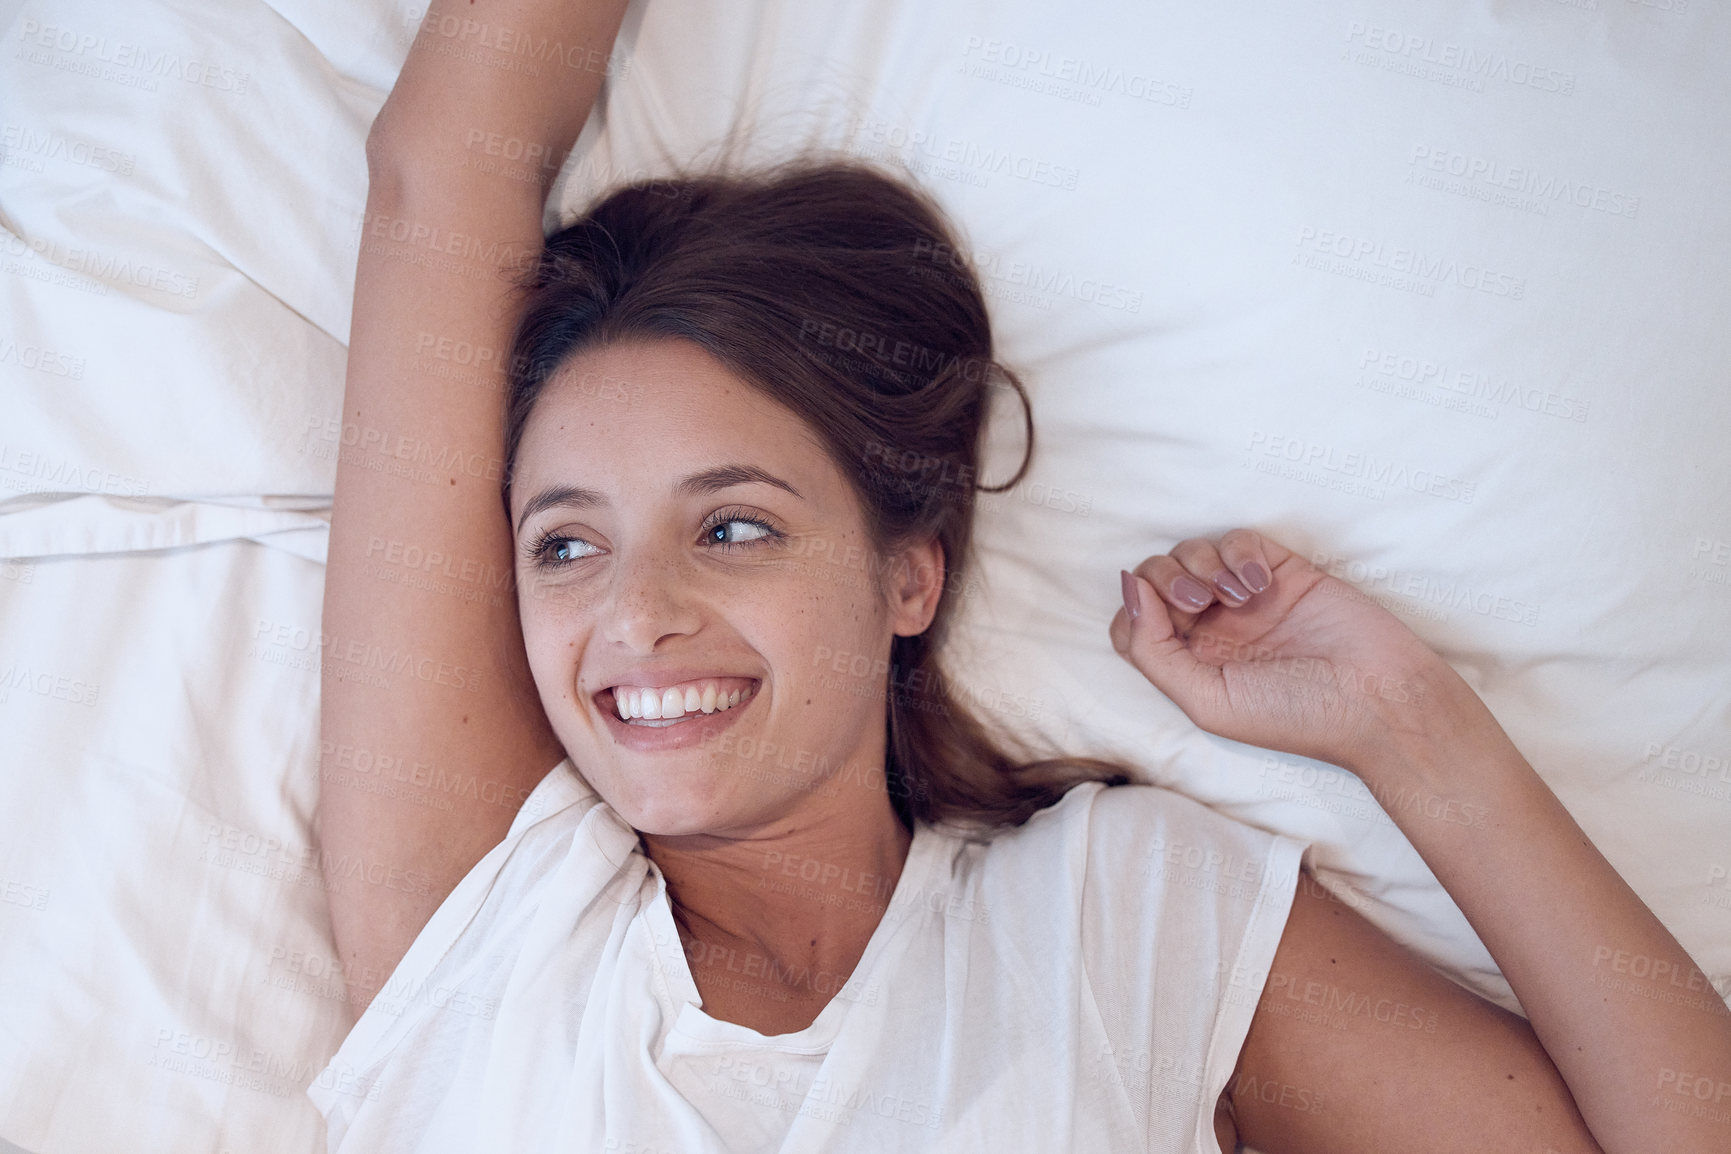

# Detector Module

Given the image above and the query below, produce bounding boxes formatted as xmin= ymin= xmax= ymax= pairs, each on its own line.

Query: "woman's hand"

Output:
xmin=1107 ymin=528 xmax=1457 ymax=772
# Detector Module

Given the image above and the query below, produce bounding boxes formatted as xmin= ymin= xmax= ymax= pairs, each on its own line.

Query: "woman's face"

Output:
xmin=509 ymin=338 xmax=942 ymax=837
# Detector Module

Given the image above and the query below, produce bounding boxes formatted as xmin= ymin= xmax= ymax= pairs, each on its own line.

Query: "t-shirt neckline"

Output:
xmin=642 ymin=818 xmax=943 ymax=1049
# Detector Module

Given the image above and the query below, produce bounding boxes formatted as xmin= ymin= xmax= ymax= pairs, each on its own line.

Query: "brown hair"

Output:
xmin=503 ymin=157 xmax=1130 ymax=831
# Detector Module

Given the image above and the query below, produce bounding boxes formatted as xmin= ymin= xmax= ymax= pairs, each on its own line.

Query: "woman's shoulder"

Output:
xmin=1081 ymin=780 xmax=1308 ymax=908
xmin=315 ymin=759 xmax=638 ymax=1086
xmin=952 ymin=777 xmax=1286 ymax=857
xmin=425 ymin=758 xmax=639 ymax=952
xmin=1074 ymin=778 xmax=1292 ymax=853
xmin=310 ymin=760 xmax=652 ymax=1145
xmin=934 ymin=778 xmax=1307 ymax=915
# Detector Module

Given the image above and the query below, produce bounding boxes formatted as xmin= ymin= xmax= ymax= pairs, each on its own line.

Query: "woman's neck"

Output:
xmin=641 ymin=782 xmax=914 ymax=1032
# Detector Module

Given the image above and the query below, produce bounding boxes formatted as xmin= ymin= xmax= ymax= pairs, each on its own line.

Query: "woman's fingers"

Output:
xmin=1143 ymin=554 xmax=1213 ymax=631
xmin=1169 ymin=530 xmax=1279 ymax=607
xmin=1113 ymin=529 xmax=1313 ymax=744
xmin=1112 ymin=569 xmax=1226 ymax=719
xmin=1217 ymin=528 xmax=1275 ymax=595
xmin=1116 ymin=528 xmax=1289 ymax=653
xmin=1169 ymin=537 xmax=1245 ymax=606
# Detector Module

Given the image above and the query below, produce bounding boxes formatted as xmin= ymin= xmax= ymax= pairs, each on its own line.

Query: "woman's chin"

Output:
xmin=596 ymin=775 xmax=752 ymax=838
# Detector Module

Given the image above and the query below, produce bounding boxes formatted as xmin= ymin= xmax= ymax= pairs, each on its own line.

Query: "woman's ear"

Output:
xmin=888 ymin=536 xmax=946 ymax=638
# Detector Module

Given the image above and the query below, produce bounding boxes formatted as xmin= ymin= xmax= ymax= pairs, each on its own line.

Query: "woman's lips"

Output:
xmin=593 ymin=678 xmax=761 ymax=751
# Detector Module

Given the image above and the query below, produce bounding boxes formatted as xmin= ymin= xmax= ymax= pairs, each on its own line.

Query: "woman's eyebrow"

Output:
xmin=516 ymin=483 xmax=605 ymax=532
xmin=673 ymin=464 xmax=803 ymax=502
xmin=516 ymin=465 xmax=803 ymax=532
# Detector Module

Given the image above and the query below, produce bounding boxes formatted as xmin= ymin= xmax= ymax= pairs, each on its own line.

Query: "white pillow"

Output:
xmin=560 ymin=0 xmax=1731 ymax=1009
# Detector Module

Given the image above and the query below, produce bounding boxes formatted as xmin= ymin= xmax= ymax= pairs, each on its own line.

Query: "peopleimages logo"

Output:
xmin=0 ymin=124 xmax=136 ymax=174
xmin=1343 ymin=22 xmax=1575 ymax=96
xmin=1244 ymin=430 xmax=1477 ymax=505
xmin=1311 ymin=550 xmax=1541 ymax=628
xmin=0 ymin=444 xmax=151 ymax=498
xmin=16 ymin=20 xmax=251 ymax=94
xmin=911 ymin=239 xmax=1145 ymax=314
xmin=1356 ymin=348 xmax=1590 ymax=424
xmin=958 ymin=36 xmax=1192 ymax=109
xmin=1 ymin=232 xmax=199 ymax=299
xmin=844 ymin=115 xmax=1081 ymax=191
xmin=0 ymin=338 xmax=86 ymax=380
xmin=1407 ymin=146 xmax=1639 ymax=220
xmin=1294 ymin=227 xmax=1526 ymax=300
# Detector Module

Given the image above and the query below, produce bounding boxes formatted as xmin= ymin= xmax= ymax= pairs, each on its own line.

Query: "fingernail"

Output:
xmin=1215 ymin=571 xmax=1253 ymax=602
xmin=1119 ymin=569 xmax=1141 ymax=620
xmin=1242 ymin=562 xmax=1270 ymax=593
xmin=1172 ymin=575 xmax=1212 ymax=610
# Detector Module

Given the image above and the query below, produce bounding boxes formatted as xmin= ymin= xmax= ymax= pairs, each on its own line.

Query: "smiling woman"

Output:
xmin=310 ymin=1 xmax=1731 ymax=1151
xmin=501 ymin=166 xmax=1127 ymax=838
xmin=491 ymin=193 xmax=1134 ymax=1036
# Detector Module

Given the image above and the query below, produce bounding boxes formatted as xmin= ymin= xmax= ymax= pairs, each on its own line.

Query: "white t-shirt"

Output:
xmin=308 ymin=760 xmax=1307 ymax=1153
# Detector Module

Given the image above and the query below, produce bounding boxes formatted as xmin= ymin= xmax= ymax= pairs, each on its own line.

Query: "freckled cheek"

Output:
xmin=782 ymin=618 xmax=887 ymax=697
xmin=516 ymin=611 xmax=590 ymax=703
xmin=520 ymin=573 xmax=604 ymax=621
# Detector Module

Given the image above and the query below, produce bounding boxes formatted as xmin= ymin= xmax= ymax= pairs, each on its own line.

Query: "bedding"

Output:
xmin=2 ymin=0 xmax=1728 ymax=1150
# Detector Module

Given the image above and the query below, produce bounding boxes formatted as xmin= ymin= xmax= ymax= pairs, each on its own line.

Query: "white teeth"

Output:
xmin=608 ymin=680 xmax=754 ymax=724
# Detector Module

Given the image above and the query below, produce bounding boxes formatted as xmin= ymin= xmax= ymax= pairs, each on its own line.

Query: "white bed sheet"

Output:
xmin=2 ymin=0 xmax=1728 ymax=1151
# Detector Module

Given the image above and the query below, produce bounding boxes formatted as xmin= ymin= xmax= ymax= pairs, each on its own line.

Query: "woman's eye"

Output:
xmin=539 ymin=535 xmax=599 ymax=563
xmin=707 ymin=518 xmax=773 ymax=546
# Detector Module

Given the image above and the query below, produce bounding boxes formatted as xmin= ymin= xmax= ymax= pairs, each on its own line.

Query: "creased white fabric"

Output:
xmin=310 ymin=765 xmax=1306 ymax=1154
xmin=0 ymin=495 xmax=331 ymax=562
xmin=6 ymin=0 xmax=1731 ymax=1150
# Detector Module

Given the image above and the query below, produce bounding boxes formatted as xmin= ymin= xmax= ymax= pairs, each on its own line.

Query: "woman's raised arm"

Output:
xmin=319 ymin=0 xmax=629 ymax=1015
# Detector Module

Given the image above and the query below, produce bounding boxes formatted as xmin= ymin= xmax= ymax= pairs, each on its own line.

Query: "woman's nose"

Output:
xmin=600 ymin=554 xmax=701 ymax=652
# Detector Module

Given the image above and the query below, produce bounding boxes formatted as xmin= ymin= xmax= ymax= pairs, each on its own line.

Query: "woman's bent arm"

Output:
xmin=1325 ymin=678 xmax=1730 ymax=1151
xmin=1227 ymin=686 xmax=1731 ymax=1153
xmin=1225 ymin=870 xmax=1603 ymax=1154
xmin=319 ymin=0 xmax=629 ymax=1015
xmin=1111 ymin=531 xmax=1731 ymax=1152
